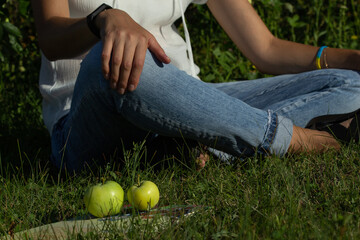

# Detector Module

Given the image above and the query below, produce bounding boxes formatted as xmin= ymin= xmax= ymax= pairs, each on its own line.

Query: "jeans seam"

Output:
xmin=258 ymin=110 xmax=277 ymax=155
xmin=51 ymin=114 xmax=69 ymax=169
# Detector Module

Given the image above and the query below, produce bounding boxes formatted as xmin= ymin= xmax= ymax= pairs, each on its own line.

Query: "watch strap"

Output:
xmin=87 ymin=3 xmax=112 ymax=38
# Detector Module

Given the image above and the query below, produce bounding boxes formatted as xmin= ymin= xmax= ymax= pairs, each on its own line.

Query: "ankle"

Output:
xmin=288 ymin=126 xmax=340 ymax=154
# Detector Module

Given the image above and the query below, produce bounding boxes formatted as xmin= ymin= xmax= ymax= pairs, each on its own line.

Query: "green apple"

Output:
xmin=84 ymin=180 xmax=124 ymax=217
xmin=127 ymin=180 xmax=160 ymax=211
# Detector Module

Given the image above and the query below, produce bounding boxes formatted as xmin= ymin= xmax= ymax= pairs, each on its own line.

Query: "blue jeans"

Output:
xmin=51 ymin=43 xmax=360 ymax=172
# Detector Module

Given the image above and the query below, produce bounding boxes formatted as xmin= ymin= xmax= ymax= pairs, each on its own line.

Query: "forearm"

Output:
xmin=31 ymin=0 xmax=99 ymax=60
xmin=259 ymin=38 xmax=360 ymax=75
xmin=324 ymin=47 xmax=360 ymax=71
xmin=254 ymin=38 xmax=317 ymax=74
xmin=36 ymin=17 xmax=98 ymax=61
xmin=208 ymin=0 xmax=360 ymax=75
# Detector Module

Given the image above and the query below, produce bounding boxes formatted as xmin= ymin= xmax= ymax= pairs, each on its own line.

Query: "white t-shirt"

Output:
xmin=39 ymin=0 xmax=208 ymax=133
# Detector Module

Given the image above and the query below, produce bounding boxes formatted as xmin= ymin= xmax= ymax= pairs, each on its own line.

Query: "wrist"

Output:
xmin=350 ymin=50 xmax=360 ymax=71
xmin=326 ymin=48 xmax=360 ymax=70
xmin=94 ymin=10 xmax=108 ymax=31
xmin=87 ymin=3 xmax=112 ymax=38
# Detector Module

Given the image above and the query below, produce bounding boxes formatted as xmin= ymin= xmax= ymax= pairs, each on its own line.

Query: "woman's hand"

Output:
xmin=95 ymin=9 xmax=171 ymax=94
xmin=31 ymin=0 xmax=170 ymax=94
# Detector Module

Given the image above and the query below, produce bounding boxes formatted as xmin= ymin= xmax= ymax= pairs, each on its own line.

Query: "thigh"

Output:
xmin=212 ymin=70 xmax=360 ymax=127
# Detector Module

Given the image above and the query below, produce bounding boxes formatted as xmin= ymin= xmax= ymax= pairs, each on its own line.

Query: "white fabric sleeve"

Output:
xmin=192 ymin=0 xmax=208 ymax=4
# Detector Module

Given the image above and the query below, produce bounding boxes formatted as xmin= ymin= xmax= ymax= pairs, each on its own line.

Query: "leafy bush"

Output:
xmin=0 ymin=0 xmax=42 ymax=136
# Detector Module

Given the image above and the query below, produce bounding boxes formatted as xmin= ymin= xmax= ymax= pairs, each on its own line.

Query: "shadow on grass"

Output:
xmin=0 ymin=126 xmax=51 ymax=177
xmin=0 ymin=126 xmax=205 ymax=181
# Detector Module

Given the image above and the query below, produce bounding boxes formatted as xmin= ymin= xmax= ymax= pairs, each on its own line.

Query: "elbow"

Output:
xmin=37 ymin=31 xmax=74 ymax=61
xmin=253 ymin=62 xmax=274 ymax=75
xmin=253 ymin=60 xmax=283 ymax=75
xmin=40 ymin=44 xmax=63 ymax=61
xmin=251 ymin=61 xmax=267 ymax=74
xmin=249 ymin=36 xmax=280 ymax=75
xmin=44 ymin=53 xmax=59 ymax=62
xmin=37 ymin=33 xmax=93 ymax=61
xmin=42 ymin=52 xmax=59 ymax=62
xmin=248 ymin=55 xmax=274 ymax=75
xmin=38 ymin=38 xmax=61 ymax=61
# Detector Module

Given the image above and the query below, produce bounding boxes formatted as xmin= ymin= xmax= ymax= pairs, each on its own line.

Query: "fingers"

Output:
xmin=116 ymin=37 xmax=137 ymax=94
xmin=106 ymin=35 xmax=169 ymax=95
xmin=101 ymin=38 xmax=113 ymax=81
xmin=115 ymin=36 xmax=169 ymax=94
xmin=106 ymin=35 xmax=142 ymax=94
xmin=98 ymin=10 xmax=170 ymax=94
xmin=148 ymin=37 xmax=171 ymax=64
xmin=127 ymin=37 xmax=147 ymax=91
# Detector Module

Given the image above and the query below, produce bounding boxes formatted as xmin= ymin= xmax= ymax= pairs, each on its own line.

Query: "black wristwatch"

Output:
xmin=87 ymin=3 xmax=113 ymax=39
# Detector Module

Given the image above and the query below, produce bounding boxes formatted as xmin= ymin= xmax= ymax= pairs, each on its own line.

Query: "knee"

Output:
xmin=140 ymin=50 xmax=167 ymax=81
xmin=80 ymin=47 xmax=167 ymax=89
xmin=136 ymin=51 xmax=185 ymax=91
xmin=331 ymin=69 xmax=360 ymax=88
xmin=347 ymin=70 xmax=360 ymax=86
xmin=76 ymin=43 xmax=105 ymax=90
xmin=80 ymin=42 xmax=103 ymax=75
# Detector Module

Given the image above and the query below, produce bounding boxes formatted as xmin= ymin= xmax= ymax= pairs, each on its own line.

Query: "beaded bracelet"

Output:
xmin=323 ymin=47 xmax=329 ymax=68
xmin=316 ymin=46 xmax=328 ymax=69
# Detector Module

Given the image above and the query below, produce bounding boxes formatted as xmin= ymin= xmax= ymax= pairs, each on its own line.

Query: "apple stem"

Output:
xmin=102 ymin=177 xmax=105 ymax=185
xmin=137 ymin=174 xmax=140 ymax=186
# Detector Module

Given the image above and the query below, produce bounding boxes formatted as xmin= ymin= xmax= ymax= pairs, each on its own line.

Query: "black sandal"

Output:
xmin=306 ymin=109 xmax=360 ymax=143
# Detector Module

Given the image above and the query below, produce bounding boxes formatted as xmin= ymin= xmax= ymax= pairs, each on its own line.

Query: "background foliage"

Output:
xmin=1 ymin=0 xmax=41 ymax=136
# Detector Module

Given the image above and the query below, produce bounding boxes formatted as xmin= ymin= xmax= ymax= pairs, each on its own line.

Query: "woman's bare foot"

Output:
xmin=196 ymin=152 xmax=210 ymax=170
xmin=339 ymin=118 xmax=353 ymax=128
xmin=288 ymin=126 xmax=341 ymax=154
xmin=194 ymin=144 xmax=210 ymax=170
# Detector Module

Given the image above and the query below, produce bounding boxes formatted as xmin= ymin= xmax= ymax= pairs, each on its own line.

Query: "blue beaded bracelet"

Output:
xmin=316 ymin=46 xmax=328 ymax=69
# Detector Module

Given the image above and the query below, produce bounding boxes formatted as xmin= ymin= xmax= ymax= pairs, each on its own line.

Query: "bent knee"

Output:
xmin=332 ymin=69 xmax=360 ymax=87
xmin=140 ymin=50 xmax=169 ymax=82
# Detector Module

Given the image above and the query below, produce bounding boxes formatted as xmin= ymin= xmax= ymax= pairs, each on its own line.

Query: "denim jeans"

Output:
xmin=51 ymin=42 xmax=360 ymax=172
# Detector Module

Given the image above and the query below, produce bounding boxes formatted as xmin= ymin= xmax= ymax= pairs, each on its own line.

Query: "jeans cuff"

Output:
xmin=270 ymin=114 xmax=293 ymax=156
xmin=259 ymin=110 xmax=293 ymax=156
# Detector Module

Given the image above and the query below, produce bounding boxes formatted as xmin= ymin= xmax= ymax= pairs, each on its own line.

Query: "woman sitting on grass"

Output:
xmin=31 ymin=0 xmax=360 ymax=172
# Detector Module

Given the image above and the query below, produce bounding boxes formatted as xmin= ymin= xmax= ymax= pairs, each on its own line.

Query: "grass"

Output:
xmin=1 ymin=0 xmax=360 ymax=239
xmin=2 ymin=143 xmax=360 ymax=239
